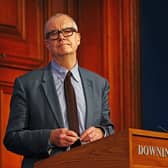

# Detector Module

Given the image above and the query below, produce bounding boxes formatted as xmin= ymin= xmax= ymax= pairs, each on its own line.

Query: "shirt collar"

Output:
xmin=71 ymin=63 xmax=80 ymax=82
xmin=51 ymin=60 xmax=80 ymax=82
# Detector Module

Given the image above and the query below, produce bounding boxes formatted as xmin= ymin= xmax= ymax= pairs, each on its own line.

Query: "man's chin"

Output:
xmin=57 ymin=51 xmax=73 ymax=57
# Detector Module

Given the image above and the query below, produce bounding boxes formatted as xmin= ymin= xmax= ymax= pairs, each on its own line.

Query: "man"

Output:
xmin=4 ymin=13 xmax=114 ymax=168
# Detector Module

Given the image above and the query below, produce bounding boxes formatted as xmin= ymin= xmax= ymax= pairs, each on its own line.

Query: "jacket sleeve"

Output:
xmin=3 ymin=78 xmax=51 ymax=157
xmin=96 ymin=79 xmax=115 ymax=136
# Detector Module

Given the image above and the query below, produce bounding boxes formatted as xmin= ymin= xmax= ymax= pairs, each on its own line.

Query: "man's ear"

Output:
xmin=77 ymin=33 xmax=81 ymax=45
xmin=45 ymin=39 xmax=50 ymax=49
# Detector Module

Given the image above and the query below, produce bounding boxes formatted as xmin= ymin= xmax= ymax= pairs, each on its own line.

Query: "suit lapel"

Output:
xmin=79 ymin=68 xmax=95 ymax=128
xmin=40 ymin=65 xmax=95 ymax=129
xmin=41 ymin=64 xmax=64 ymax=127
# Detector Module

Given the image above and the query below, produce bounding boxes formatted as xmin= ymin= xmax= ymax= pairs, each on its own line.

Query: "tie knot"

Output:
xmin=67 ymin=71 xmax=72 ymax=76
xmin=65 ymin=71 xmax=72 ymax=80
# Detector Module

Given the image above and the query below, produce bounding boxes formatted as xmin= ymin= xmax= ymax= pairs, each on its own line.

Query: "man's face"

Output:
xmin=45 ymin=16 xmax=80 ymax=58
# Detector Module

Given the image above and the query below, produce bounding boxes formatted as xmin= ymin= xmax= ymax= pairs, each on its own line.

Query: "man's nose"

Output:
xmin=57 ymin=32 xmax=64 ymax=40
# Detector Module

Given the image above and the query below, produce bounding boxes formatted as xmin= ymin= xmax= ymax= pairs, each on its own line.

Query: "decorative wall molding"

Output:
xmin=0 ymin=0 xmax=47 ymax=70
xmin=102 ymin=0 xmax=141 ymax=131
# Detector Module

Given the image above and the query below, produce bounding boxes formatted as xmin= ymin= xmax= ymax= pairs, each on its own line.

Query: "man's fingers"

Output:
xmin=80 ymin=127 xmax=104 ymax=143
xmin=64 ymin=135 xmax=78 ymax=143
xmin=80 ymin=127 xmax=95 ymax=140
xmin=66 ymin=130 xmax=79 ymax=138
xmin=50 ymin=128 xmax=79 ymax=147
xmin=50 ymin=127 xmax=104 ymax=147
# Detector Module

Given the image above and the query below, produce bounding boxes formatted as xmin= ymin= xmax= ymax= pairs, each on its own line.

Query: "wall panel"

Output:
xmin=77 ymin=0 xmax=103 ymax=75
xmin=0 ymin=85 xmax=22 ymax=168
xmin=0 ymin=0 xmax=48 ymax=70
xmin=77 ymin=0 xmax=141 ymax=131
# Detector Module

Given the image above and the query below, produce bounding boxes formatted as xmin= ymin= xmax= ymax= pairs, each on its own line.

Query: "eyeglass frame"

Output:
xmin=45 ymin=27 xmax=78 ymax=40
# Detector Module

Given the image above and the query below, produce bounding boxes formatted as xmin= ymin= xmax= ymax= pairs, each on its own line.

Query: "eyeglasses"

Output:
xmin=46 ymin=27 xmax=77 ymax=40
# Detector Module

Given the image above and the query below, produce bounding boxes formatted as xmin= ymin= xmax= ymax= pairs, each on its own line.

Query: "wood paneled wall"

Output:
xmin=101 ymin=0 xmax=141 ymax=130
xmin=0 ymin=0 xmax=140 ymax=167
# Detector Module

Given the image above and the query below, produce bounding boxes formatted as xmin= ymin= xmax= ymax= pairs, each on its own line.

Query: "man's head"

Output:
xmin=44 ymin=13 xmax=81 ymax=59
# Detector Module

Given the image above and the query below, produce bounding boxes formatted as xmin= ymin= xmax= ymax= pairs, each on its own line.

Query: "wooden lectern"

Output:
xmin=34 ymin=128 xmax=168 ymax=168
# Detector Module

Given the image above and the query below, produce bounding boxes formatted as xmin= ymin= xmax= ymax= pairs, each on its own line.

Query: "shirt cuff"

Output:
xmin=96 ymin=126 xmax=107 ymax=137
xmin=47 ymin=140 xmax=55 ymax=156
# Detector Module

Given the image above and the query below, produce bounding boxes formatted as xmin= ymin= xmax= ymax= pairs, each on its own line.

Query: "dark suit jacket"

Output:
xmin=4 ymin=63 xmax=114 ymax=168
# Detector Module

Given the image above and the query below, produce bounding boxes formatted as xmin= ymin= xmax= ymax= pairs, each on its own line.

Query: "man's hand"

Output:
xmin=49 ymin=128 xmax=79 ymax=147
xmin=80 ymin=126 xmax=104 ymax=143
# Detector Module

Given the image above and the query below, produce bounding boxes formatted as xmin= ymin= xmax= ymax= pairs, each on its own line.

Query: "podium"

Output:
xmin=34 ymin=128 xmax=168 ymax=168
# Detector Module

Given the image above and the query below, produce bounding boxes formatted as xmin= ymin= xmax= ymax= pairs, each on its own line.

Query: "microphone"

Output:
xmin=158 ymin=125 xmax=168 ymax=132
xmin=157 ymin=120 xmax=168 ymax=133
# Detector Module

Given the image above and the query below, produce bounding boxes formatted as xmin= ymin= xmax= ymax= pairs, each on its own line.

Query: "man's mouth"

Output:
xmin=58 ymin=43 xmax=69 ymax=47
